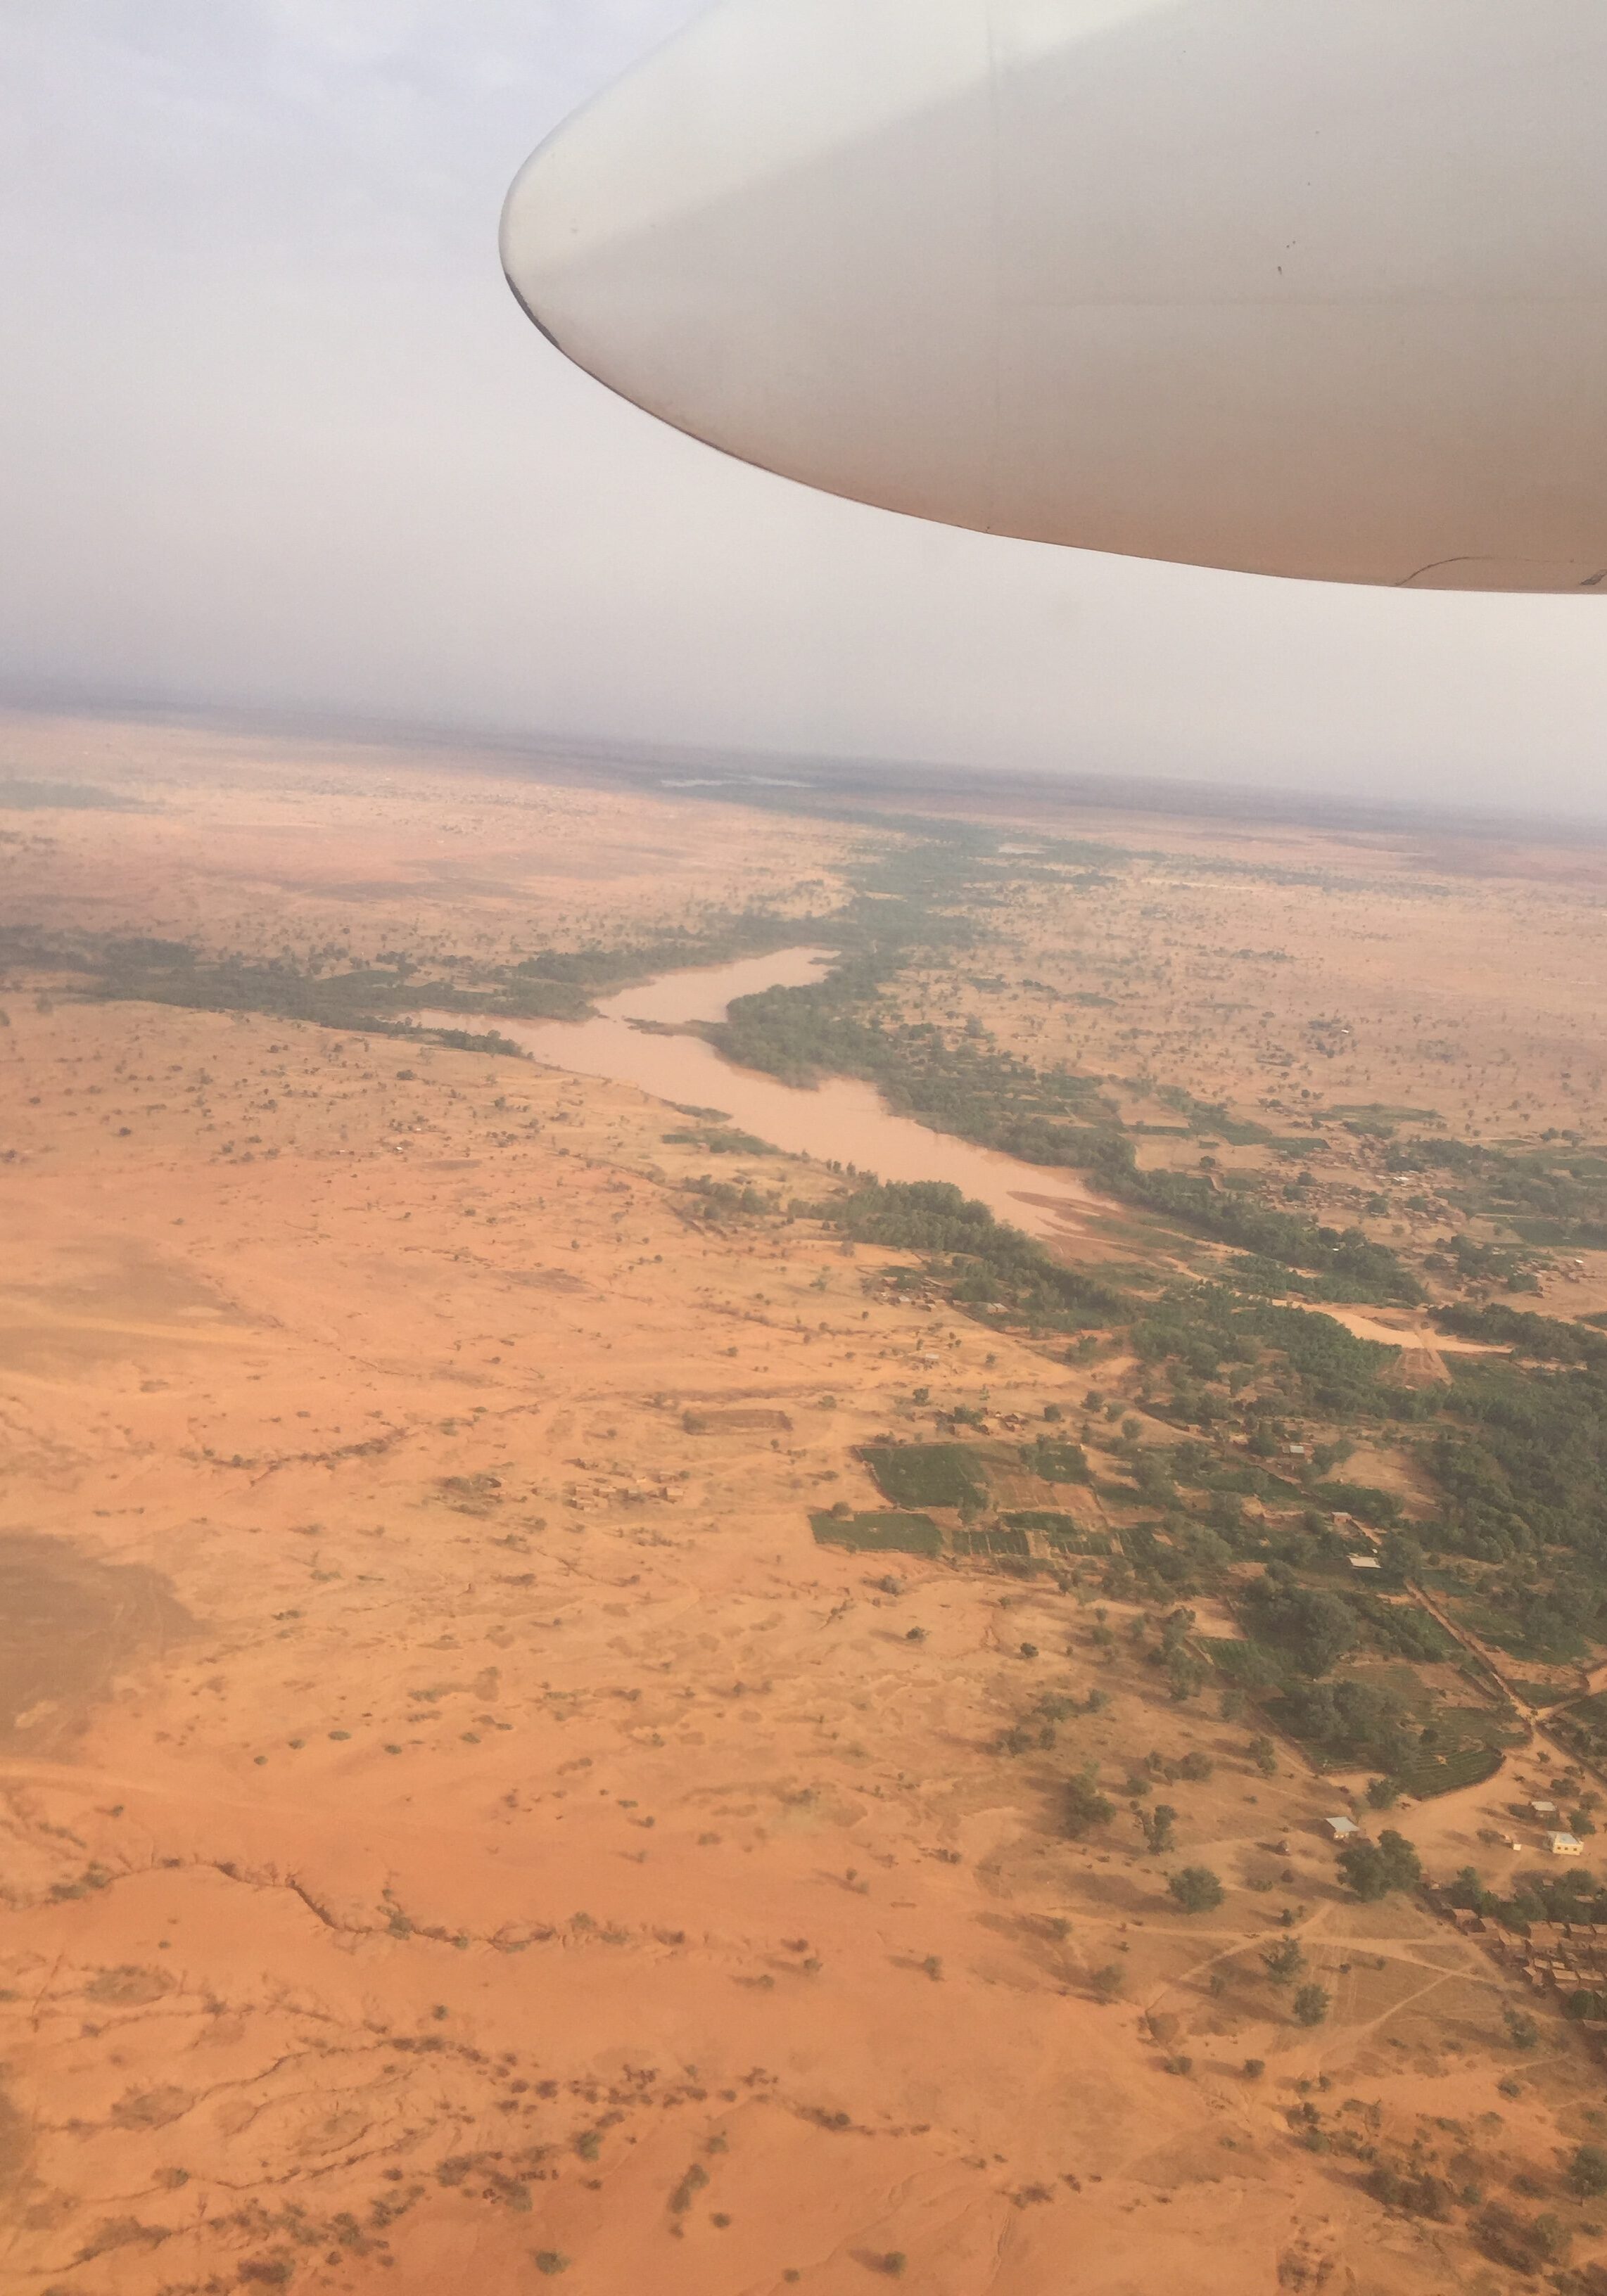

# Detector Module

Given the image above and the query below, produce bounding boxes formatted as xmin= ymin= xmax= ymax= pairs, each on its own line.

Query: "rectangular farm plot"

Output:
xmin=858 ymin=1442 xmax=989 ymax=1511
xmin=837 ymin=1443 xmax=1107 ymax=1566
xmin=810 ymin=1508 xmax=943 ymax=1557
xmin=953 ymin=1524 xmax=1031 ymax=1559
xmin=1017 ymin=1436 xmax=1091 ymax=1484
xmin=1001 ymin=1509 xmax=1112 ymax=1555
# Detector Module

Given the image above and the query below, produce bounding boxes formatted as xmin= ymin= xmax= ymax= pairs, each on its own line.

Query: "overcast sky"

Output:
xmin=2 ymin=1 xmax=1604 ymax=813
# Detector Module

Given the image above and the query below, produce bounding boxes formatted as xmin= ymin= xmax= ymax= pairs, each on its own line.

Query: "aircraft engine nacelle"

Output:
xmin=502 ymin=0 xmax=1607 ymax=592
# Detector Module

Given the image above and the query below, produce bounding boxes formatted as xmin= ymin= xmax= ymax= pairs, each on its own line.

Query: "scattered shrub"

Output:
xmin=1504 ymin=2006 xmax=1540 ymax=2050
xmin=1293 ymin=1982 xmax=1330 ymax=2027
xmin=1168 ymin=1866 xmax=1224 ymax=1915
xmin=1365 ymin=2165 xmax=1449 ymax=2219
xmin=1569 ymin=2145 xmax=1607 ymax=2199
xmin=1065 ymin=1767 xmax=1114 ymax=1839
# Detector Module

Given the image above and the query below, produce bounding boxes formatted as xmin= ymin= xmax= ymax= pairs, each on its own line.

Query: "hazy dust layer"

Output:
xmin=0 ymin=708 xmax=853 ymax=972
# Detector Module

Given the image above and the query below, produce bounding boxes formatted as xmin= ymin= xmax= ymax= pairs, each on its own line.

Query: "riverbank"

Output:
xmin=414 ymin=945 xmax=1105 ymax=1244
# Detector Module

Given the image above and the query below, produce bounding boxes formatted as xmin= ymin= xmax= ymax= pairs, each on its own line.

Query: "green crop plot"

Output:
xmin=1392 ymin=1741 xmax=1505 ymax=1798
xmin=1018 ymin=1437 xmax=1091 ymax=1484
xmin=811 ymin=1510 xmax=943 ymax=1557
xmin=859 ymin=1443 xmax=989 ymax=1510
xmin=1001 ymin=1510 xmax=1108 ymax=1553
xmin=953 ymin=1526 xmax=1030 ymax=1558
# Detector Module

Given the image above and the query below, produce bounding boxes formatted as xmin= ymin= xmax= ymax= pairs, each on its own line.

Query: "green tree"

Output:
xmin=1159 ymin=1607 xmax=1196 ymax=1657
xmin=1292 ymin=1982 xmax=1330 ymax=2027
xmin=1447 ymin=1864 xmax=1493 ymax=1915
xmin=1167 ymin=1653 xmax=1207 ymax=1701
xmin=1168 ymin=1866 xmax=1224 ymax=1915
xmin=1285 ymin=1680 xmax=1413 ymax=1771
xmin=1568 ymin=2145 xmax=1607 ymax=2199
xmin=1262 ymin=1936 xmax=1306 ymax=1984
xmin=1531 ymin=2214 xmax=1571 ymax=2266
xmin=1065 ymin=1766 xmax=1114 ymax=1840
xmin=1337 ymin=1829 xmax=1421 ymax=1902
xmin=1243 ymin=1567 xmax=1360 ymax=1677
xmin=1141 ymin=1803 xmax=1177 ymax=1855
xmin=1378 ymin=1827 xmax=1422 ymax=1891
xmin=1378 ymin=1529 xmax=1425 ymax=1581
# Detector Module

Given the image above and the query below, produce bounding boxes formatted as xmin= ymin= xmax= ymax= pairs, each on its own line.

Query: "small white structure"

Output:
xmin=1530 ymin=1799 xmax=1559 ymax=1819
xmin=1546 ymin=1832 xmax=1584 ymax=1856
xmin=1347 ymin=1555 xmax=1382 ymax=1570
xmin=1326 ymin=1815 xmax=1360 ymax=1842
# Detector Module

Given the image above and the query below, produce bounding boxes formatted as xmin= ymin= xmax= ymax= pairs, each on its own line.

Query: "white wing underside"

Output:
xmin=503 ymin=0 xmax=1607 ymax=592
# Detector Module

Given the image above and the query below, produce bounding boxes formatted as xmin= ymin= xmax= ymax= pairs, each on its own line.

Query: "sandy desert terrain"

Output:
xmin=4 ymin=715 xmax=1607 ymax=2296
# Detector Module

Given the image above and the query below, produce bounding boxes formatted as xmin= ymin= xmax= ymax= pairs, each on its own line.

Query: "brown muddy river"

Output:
xmin=420 ymin=948 xmax=1098 ymax=1241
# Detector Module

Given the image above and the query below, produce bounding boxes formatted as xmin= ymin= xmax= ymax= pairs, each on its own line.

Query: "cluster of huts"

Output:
xmin=1447 ymin=1908 xmax=1607 ymax=1994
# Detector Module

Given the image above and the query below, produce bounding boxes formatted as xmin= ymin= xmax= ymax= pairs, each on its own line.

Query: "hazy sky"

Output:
xmin=3 ymin=1 xmax=1605 ymax=812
